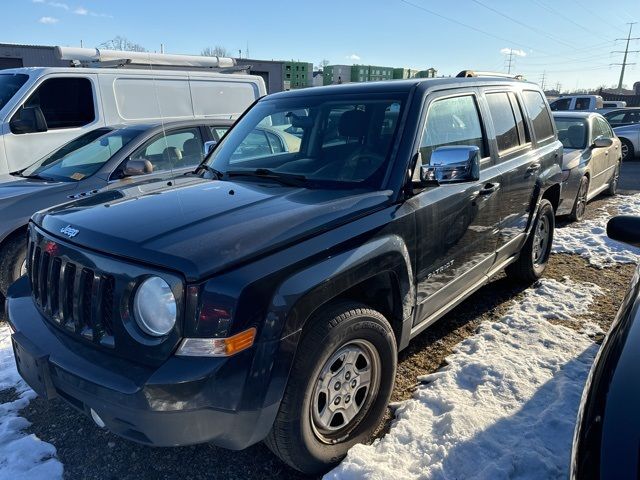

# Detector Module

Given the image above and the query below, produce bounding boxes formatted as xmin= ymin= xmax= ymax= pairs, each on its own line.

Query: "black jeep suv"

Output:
xmin=7 ymin=75 xmax=562 ymax=474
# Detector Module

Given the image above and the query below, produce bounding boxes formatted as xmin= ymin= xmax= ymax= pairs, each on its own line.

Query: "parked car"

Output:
xmin=553 ymin=112 xmax=621 ymax=220
xmin=613 ymin=123 xmax=640 ymax=161
xmin=602 ymin=101 xmax=627 ymax=110
xmin=549 ymin=95 xmax=604 ymax=112
xmin=7 ymin=75 xmax=562 ymax=474
xmin=0 ymin=118 xmax=235 ymax=295
xmin=0 ymin=46 xmax=266 ymax=176
xmin=604 ymin=107 xmax=640 ymax=129
xmin=570 ymin=216 xmax=640 ymax=479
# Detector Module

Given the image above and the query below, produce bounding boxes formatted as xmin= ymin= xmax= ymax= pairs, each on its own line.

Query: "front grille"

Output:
xmin=29 ymin=238 xmax=116 ymax=348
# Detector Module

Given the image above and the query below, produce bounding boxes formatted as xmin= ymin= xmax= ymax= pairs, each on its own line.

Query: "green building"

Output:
xmin=393 ymin=68 xmax=420 ymax=79
xmin=416 ymin=68 xmax=438 ymax=78
xmin=351 ymin=65 xmax=394 ymax=82
xmin=283 ymin=61 xmax=313 ymax=89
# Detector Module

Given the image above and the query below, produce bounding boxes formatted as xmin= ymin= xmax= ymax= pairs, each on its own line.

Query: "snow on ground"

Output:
xmin=553 ymin=193 xmax=640 ymax=267
xmin=0 ymin=324 xmax=63 ymax=480
xmin=327 ymin=278 xmax=603 ymax=480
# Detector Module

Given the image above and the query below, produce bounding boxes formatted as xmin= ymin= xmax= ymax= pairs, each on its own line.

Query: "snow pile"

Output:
xmin=553 ymin=193 xmax=640 ymax=267
xmin=327 ymin=278 xmax=602 ymax=480
xmin=0 ymin=324 xmax=63 ymax=480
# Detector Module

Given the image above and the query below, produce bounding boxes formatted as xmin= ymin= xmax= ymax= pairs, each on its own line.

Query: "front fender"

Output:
xmin=263 ymin=233 xmax=415 ymax=343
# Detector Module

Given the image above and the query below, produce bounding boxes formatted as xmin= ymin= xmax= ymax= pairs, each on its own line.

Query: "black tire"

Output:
xmin=569 ymin=175 xmax=589 ymax=222
xmin=606 ymin=161 xmax=620 ymax=196
xmin=265 ymin=302 xmax=397 ymax=475
xmin=621 ymin=138 xmax=634 ymax=162
xmin=505 ymin=199 xmax=554 ymax=283
xmin=0 ymin=233 xmax=28 ymax=296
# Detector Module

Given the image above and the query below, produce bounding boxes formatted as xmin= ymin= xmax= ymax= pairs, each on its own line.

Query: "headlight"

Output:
xmin=133 ymin=276 xmax=177 ymax=336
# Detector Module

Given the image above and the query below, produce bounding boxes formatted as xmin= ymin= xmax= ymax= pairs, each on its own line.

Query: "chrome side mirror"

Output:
xmin=592 ymin=136 xmax=613 ymax=149
xmin=203 ymin=140 xmax=217 ymax=155
xmin=420 ymin=146 xmax=481 ymax=184
xmin=607 ymin=216 xmax=640 ymax=248
xmin=123 ymin=158 xmax=153 ymax=177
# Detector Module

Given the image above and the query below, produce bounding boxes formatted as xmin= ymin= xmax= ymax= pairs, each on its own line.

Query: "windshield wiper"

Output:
xmin=193 ymin=164 xmax=224 ymax=179
xmin=15 ymin=172 xmax=57 ymax=181
xmin=225 ymin=168 xmax=308 ymax=187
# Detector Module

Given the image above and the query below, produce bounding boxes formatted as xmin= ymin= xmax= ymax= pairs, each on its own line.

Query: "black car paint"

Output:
xmin=571 ymin=218 xmax=640 ymax=479
xmin=7 ymin=78 xmax=562 ymax=451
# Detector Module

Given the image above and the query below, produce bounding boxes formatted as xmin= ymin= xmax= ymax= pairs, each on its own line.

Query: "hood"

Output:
xmin=37 ymin=178 xmax=392 ymax=281
xmin=0 ymin=174 xmax=77 ymax=200
xmin=562 ymin=149 xmax=586 ymax=170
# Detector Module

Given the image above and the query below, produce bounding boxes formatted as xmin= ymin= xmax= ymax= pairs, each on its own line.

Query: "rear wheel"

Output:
xmin=569 ymin=175 xmax=589 ymax=222
xmin=265 ymin=302 xmax=397 ymax=475
xmin=621 ymin=138 xmax=634 ymax=162
xmin=607 ymin=161 xmax=620 ymax=196
xmin=0 ymin=234 xmax=27 ymax=296
xmin=505 ymin=199 xmax=554 ymax=282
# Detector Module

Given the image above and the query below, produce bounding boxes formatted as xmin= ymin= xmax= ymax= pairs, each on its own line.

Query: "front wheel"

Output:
xmin=0 ymin=234 xmax=28 ymax=296
xmin=506 ymin=199 xmax=554 ymax=282
xmin=569 ymin=175 xmax=589 ymax=222
xmin=621 ymin=138 xmax=634 ymax=162
xmin=606 ymin=161 xmax=620 ymax=196
xmin=265 ymin=302 xmax=397 ymax=475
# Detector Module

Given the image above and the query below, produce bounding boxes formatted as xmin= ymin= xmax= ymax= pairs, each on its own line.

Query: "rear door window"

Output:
xmin=522 ymin=90 xmax=555 ymax=141
xmin=420 ymin=95 xmax=486 ymax=165
xmin=486 ymin=92 xmax=520 ymax=153
xmin=14 ymin=77 xmax=95 ymax=131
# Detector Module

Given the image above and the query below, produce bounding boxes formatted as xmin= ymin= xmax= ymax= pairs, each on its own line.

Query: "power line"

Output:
xmin=528 ymin=0 xmax=614 ymax=43
xmin=611 ymin=22 xmax=640 ymax=90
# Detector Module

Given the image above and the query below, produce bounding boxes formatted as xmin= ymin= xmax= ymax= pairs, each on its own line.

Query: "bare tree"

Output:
xmin=98 ymin=36 xmax=147 ymax=52
xmin=202 ymin=46 xmax=229 ymax=57
xmin=316 ymin=59 xmax=330 ymax=71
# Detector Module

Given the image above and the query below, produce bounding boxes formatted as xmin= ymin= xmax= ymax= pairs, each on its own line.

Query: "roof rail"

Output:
xmin=456 ymin=70 xmax=523 ymax=80
xmin=55 ymin=46 xmax=237 ymax=70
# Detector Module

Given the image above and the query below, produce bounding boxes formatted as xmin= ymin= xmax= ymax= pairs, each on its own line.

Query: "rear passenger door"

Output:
xmin=412 ymin=90 xmax=502 ymax=325
xmin=486 ymin=89 xmax=543 ymax=264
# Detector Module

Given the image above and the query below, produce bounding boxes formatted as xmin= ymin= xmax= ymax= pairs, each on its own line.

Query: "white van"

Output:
xmin=0 ymin=49 xmax=266 ymax=174
xmin=548 ymin=95 xmax=604 ymax=112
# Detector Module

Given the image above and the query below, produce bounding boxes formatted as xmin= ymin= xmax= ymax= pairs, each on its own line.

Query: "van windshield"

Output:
xmin=0 ymin=73 xmax=29 ymax=111
xmin=207 ymin=93 xmax=407 ymax=189
xmin=21 ymin=128 xmax=141 ymax=181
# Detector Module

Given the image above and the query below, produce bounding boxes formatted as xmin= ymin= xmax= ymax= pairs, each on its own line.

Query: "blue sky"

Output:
xmin=5 ymin=0 xmax=640 ymax=91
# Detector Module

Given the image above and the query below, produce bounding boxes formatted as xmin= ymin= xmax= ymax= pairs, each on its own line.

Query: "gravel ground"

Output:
xmin=0 ymin=194 xmax=636 ymax=480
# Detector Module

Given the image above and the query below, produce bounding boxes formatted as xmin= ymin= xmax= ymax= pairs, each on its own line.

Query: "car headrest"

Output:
xmin=162 ymin=146 xmax=183 ymax=162
xmin=183 ymin=138 xmax=201 ymax=157
xmin=338 ymin=109 xmax=368 ymax=138
xmin=567 ymin=124 xmax=586 ymax=148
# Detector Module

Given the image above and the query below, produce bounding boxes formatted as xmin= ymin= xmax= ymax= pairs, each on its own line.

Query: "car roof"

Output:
xmin=106 ymin=118 xmax=234 ymax=131
xmin=552 ymin=111 xmax=600 ymax=119
xmin=265 ymin=76 xmax=539 ymax=100
xmin=604 ymin=107 xmax=640 ymax=114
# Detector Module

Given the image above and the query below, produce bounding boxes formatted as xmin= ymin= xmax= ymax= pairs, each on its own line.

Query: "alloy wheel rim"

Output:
xmin=20 ymin=259 xmax=27 ymax=277
xmin=576 ymin=180 xmax=588 ymax=219
xmin=310 ymin=339 xmax=380 ymax=443
xmin=532 ymin=214 xmax=550 ymax=266
xmin=621 ymin=143 xmax=628 ymax=159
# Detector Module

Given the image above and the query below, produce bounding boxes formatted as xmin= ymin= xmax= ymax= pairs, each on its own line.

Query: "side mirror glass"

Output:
xmin=592 ymin=136 xmax=613 ymax=149
xmin=607 ymin=216 xmax=640 ymax=248
xmin=10 ymin=106 xmax=48 ymax=134
xmin=420 ymin=146 xmax=481 ymax=185
xmin=203 ymin=140 xmax=217 ymax=155
xmin=123 ymin=158 xmax=153 ymax=177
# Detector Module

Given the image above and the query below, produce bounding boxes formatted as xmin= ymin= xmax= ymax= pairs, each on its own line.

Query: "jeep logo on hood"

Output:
xmin=60 ymin=225 xmax=79 ymax=238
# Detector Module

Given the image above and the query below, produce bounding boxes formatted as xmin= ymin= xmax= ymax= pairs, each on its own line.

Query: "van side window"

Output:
xmin=17 ymin=77 xmax=94 ymax=131
xmin=485 ymin=92 xmax=520 ymax=153
xmin=130 ymin=128 xmax=204 ymax=172
xmin=522 ymin=90 xmax=554 ymax=141
xmin=419 ymin=95 xmax=486 ymax=165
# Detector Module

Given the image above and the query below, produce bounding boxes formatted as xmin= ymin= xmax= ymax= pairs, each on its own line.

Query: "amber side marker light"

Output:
xmin=176 ymin=327 xmax=257 ymax=357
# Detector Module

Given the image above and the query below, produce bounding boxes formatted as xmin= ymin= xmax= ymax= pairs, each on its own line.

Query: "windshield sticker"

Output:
xmin=70 ymin=172 xmax=86 ymax=181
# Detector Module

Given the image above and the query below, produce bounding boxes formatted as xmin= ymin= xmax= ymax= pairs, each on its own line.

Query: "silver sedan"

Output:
xmin=614 ymin=122 xmax=640 ymax=162
xmin=554 ymin=112 xmax=622 ymax=221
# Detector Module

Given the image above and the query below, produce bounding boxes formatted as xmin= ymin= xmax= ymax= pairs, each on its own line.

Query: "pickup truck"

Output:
xmin=7 ymin=74 xmax=562 ymax=474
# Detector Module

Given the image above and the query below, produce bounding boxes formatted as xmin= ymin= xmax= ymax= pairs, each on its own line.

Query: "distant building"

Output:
xmin=312 ymin=71 xmax=324 ymax=87
xmin=229 ymin=58 xmax=313 ymax=93
xmin=393 ymin=68 xmax=420 ymax=79
xmin=0 ymin=43 xmax=67 ymax=69
xmin=323 ymin=65 xmax=352 ymax=85
xmin=352 ymin=65 xmax=394 ymax=82
xmin=282 ymin=61 xmax=313 ymax=89
xmin=416 ymin=68 xmax=438 ymax=78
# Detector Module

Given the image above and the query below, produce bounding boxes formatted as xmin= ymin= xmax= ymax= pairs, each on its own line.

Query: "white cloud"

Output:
xmin=73 ymin=6 xmax=88 ymax=15
xmin=32 ymin=0 xmax=45 ymax=3
xmin=346 ymin=54 xmax=361 ymax=61
xmin=48 ymin=1 xmax=69 ymax=9
xmin=500 ymin=47 xmax=527 ymax=57
xmin=38 ymin=15 xmax=58 ymax=24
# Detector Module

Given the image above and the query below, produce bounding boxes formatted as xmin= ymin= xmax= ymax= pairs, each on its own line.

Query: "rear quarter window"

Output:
xmin=522 ymin=90 xmax=555 ymax=141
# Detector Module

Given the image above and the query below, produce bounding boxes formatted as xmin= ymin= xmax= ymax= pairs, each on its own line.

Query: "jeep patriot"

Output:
xmin=7 ymin=75 xmax=562 ymax=474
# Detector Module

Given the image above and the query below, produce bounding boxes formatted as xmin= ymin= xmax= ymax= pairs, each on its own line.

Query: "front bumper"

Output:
xmin=6 ymin=277 xmax=284 ymax=450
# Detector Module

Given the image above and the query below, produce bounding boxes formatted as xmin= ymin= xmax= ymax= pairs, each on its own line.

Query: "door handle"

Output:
xmin=478 ymin=182 xmax=500 ymax=195
xmin=527 ymin=163 xmax=541 ymax=173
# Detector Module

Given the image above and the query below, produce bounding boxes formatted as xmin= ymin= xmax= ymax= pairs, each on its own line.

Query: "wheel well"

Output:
xmin=542 ymin=183 xmax=561 ymax=213
xmin=326 ymin=272 xmax=403 ymax=344
xmin=0 ymin=225 xmax=28 ymax=254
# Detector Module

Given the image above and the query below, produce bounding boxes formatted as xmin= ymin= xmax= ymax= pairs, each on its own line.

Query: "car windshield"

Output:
xmin=555 ymin=117 xmax=588 ymax=149
xmin=207 ymin=92 xmax=407 ymax=188
xmin=0 ymin=73 xmax=28 ymax=111
xmin=21 ymin=127 xmax=141 ymax=181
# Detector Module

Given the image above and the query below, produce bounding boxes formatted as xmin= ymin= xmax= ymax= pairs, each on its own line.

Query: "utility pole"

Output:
xmin=539 ymin=71 xmax=546 ymax=91
xmin=504 ymin=49 xmax=515 ymax=74
xmin=611 ymin=22 xmax=639 ymax=90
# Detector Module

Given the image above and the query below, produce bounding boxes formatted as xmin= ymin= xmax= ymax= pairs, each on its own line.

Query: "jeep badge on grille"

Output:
xmin=60 ymin=225 xmax=79 ymax=238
